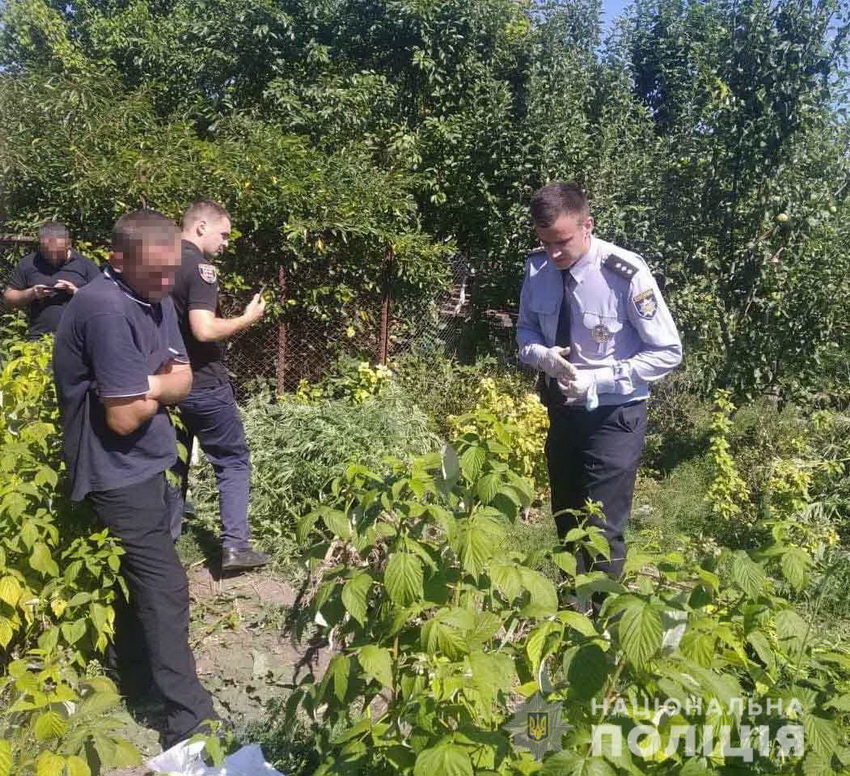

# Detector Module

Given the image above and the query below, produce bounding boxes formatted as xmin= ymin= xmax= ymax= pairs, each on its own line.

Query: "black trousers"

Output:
xmin=88 ymin=473 xmax=216 ymax=749
xmin=546 ymin=401 xmax=647 ymax=577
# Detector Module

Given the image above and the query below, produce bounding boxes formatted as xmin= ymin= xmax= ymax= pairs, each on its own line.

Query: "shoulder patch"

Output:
xmin=602 ymin=254 xmax=638 ymax=281
xmin=633 ymin=288 xmax=658 ymax=319
xmin=198 ymin=263 xmax=217 ymax=284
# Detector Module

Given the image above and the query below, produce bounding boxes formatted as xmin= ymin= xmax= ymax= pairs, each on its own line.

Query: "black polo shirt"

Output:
xmin=170 ymin=241 xmax=228 ymax=390
xmin=7 ymin=251 xmax=101 ymax=338
xmin=53 ymin=269 xmax=188 ymax=501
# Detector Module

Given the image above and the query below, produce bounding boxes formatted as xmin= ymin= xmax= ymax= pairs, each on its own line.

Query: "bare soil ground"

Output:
xmin=105 ymin=563 xmax=330 ymax=776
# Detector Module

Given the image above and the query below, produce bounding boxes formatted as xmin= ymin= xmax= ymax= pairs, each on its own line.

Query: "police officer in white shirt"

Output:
xmin=517 ymin=182 xmax=682 ymax=585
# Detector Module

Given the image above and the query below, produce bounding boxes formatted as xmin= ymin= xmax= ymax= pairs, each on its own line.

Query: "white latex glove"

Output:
xmin=538 ymin=346 xmax=577 ymax=380
xmin=558 ymin=370 xmax=600 ymax=410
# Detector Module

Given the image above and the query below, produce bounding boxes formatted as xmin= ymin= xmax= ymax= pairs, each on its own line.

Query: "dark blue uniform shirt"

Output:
xmin=170 ymin=241 xmax=228 ymax=390
xmin=53 ymin=269 xmax=188 ymax=501
xmin=7 ymin=251 xmax=101 ymax=338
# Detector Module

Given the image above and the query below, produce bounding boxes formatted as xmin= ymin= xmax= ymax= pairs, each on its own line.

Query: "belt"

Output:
xmin=551 ymin=398 xmax=645 ymax=413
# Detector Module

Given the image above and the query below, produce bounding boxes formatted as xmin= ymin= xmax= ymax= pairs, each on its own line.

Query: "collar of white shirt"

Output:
xmin=568 ymin=236 xmax=601 ymax=286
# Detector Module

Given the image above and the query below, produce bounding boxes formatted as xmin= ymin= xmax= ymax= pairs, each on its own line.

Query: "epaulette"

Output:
xmin=602 ymin=253 xmax=638 ymax=281
xmin=527 ymin=246 xmax=547 ymax=259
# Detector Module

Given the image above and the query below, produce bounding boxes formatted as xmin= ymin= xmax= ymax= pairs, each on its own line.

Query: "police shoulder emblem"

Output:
xmin=198 ymin=263 xmax=217 ymax=284
xmin=602 ymin=254 xmax=638 ymax=281
xmin=633 ymin=288 xmax=658 ymax=319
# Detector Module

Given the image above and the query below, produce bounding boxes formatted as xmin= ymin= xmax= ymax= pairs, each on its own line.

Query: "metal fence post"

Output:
xmin=378 ymin=247 xmax=394 ymax=365
xmin=276 ymin=264 xmax=288 ymax=395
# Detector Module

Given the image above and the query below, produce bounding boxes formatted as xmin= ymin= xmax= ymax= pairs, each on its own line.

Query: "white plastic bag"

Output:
xmin=148 ymin=741 xmax=285 ymax=775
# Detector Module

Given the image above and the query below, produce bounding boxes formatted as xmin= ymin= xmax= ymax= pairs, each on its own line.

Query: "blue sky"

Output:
xmin=601 ymin=0 xmax=630 ymax=29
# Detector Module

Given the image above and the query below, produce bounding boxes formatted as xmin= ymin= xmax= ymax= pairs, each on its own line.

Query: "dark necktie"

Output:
xmin=548 ymin=270 xmax=574 ymax=405
xmin=555 ymin=269 xmax=573 ymax=347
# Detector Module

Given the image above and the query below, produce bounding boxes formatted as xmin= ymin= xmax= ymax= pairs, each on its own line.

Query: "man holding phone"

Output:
xmin=3 ymin=222 xmax=101 ymax=338
xmin=169 ymin=200 xmax=267 ymax=572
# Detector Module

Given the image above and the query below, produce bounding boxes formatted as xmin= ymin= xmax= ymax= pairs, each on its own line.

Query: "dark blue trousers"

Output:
xmin=169 ymin=382 xmax=252 ymax=550
xmin=546 ymin=400 xmax=647 ymax=577
xmin=89 ymin=474 xmax=217 ymax=748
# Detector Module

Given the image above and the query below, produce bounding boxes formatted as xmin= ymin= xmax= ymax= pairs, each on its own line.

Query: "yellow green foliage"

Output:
xmin=295 ymin=361 xmax=394 ymax=404
xmin=705 ymin=390 xmax=751 ymax=523
xmin=448 ymin=377 xmax=548 ymax=493
xmin=0 ymin=337 xmax=138 ymax=774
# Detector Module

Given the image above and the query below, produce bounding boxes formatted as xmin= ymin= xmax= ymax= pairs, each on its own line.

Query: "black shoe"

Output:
xmin=221 ymin=546 xmax=269 ymax=573
xmin=162 ymin=715 xmax=230 ymax=751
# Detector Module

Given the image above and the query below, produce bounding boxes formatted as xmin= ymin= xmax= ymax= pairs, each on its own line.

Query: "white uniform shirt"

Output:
xmin=516 ymin=236 xmax=682 ymax=406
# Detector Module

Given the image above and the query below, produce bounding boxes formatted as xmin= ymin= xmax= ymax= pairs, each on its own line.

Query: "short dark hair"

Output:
xmin=112 ymin=210 xmax=180 ymax=263
xmin=529 ymin=182 xmax=589 ymax=227
xmin=182 ymin=200 xmax=230 ymax=228
xmin=38 ymin=221 xmax=70 ymax=241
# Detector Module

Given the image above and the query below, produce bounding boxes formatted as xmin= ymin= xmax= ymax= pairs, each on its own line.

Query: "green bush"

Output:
xmin=280 ymin=426 xmax=850 ymax=774
xmin=0 ymin=337 xmax=139 ymax=774
xmin=188 ymin=385 xmax=439 ymax=566
xmin=392 ymin=350 xmax=535 ymax=438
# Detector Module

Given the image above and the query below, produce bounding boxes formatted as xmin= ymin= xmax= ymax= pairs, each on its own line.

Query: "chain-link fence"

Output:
xmin=1 ymin=240 xmax=520 ymax=391
xmin=223 ymin=253 xmax=477 ymax=400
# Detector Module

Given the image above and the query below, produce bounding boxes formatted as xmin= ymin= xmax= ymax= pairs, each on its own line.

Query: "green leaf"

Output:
xmin=553 ymin=552 xmax=577 ymax=578
xmin=65 ymin=755 xmax=90 ymax=776
xmin=490 ymin=562 xmax=524 ymax=602
xmin=519 ymin=568 xmax=558 ymax=618
xmin=107 ymin=737 xmax=141 ymax=767
xmin=467 ymin=651 xmax=514 ymax=697
xmin=329 ymin=654 xmax=351 ymax=703
xmin=558 ymin=610 xmax=597 ymax=638
xmin=476 ymin=473 xmax=501 ymax=504
xmin=422 ymin=616 xmax=468 ymax=659
xmin=332 ymin=717 xmax=372 ymax=745
xmin=29 ymin=542 xmax=59 ymax=578
xmin=324 ymin=509 xmax=351 ymax=540
xmin=35 ymin=752 xmax=65 ymax=776
xmin=0 ymin=576 xmax=22 ymax=606
xmin=568 ymin=643 xmax=610 ymax=700
xmin=459 ymin=513 xmax=504 ymax=576
xmin=619 ymin=602 xmax=662 ymax=668
xmin=33 ymin=710 xmax=68 ymax=740
xmin=61 ymin=619 xmax=87 ymax=645
xmin=296 ymin=512 xmax=319 ymax=545
xmin=731 ymin=552 xmax=766 ymax=598
xmin=66 ymin=592 xmax=91 ymax=607
xmin=414 ymin=744 xmax=473 ymax=776
xmin=78 ymin=688 xmax=122 ymax=717
xmin=781 ymin=547 xmax=811 ymax=591
xmin=526 ymin=621 xmax=562 ymax=673
xmin=0 ymin=739 xmax=11 ymax=776
xmin=804 ymin=714 xmax=839 ymax=758
xmin=776 ymin=609 xmax=810 ymax=658
xmin=541 ymin=751 xmax=615 ymax=775
xmin=824 ymin=694 xmax=850 ymax=712
xmin=0 ymin=618 xmax=14 ymax=648
xmin=459 ymin=445 xmax=486 ymax=482
xmin=358 ymin=645 xmax=393 ymax=689
xmin=341 ymin=572 xmax=372 ymax=625
xmin=747 ymin=631 xmax=776 ymax=672
xmin=384 ymin=553 xmax=423 ymax=606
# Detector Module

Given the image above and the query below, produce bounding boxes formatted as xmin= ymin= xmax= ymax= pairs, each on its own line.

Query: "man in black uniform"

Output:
xmin=170 ymin=200 xmax=267 ymax=572
xmin=53 ymin=209 xmax=218 ymax=749
xmin=3 ymin=222 xmax=100 ymax=338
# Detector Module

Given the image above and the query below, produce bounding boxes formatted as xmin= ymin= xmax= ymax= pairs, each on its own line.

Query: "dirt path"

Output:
xmin=105 ymin=564 xmax=329 ymax=775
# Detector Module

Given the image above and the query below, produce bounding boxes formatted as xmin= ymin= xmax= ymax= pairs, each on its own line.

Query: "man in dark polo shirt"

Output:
xmin=3 ymin=222 xmax=100 ymax=338
xmin=169 ymin=200 xmax=267 ymax=572
xmin=53 ymin=209 xmax=218 ymax=750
